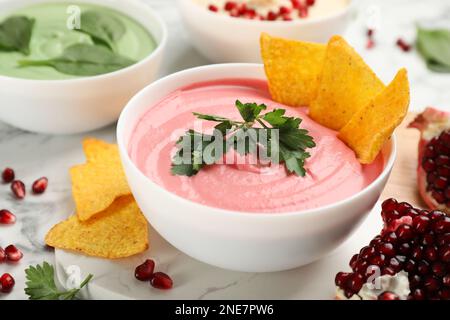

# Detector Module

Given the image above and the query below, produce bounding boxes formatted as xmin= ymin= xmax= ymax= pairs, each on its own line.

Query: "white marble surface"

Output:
xmin=1 ymin=0 xmax=449 ymax=300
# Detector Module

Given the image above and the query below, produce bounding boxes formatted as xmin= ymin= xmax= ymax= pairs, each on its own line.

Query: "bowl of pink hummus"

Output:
xmin=117 ymin=64 xmax=396 ymax=272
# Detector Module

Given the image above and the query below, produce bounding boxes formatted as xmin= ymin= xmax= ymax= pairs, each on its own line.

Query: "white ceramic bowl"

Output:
xmin=178 ymin=0 xmax=355 ymax=63
xmin=117 ymin=64 xmax=396 ymax=272
xmin=0 ymin=0 xmax=167 ymax=134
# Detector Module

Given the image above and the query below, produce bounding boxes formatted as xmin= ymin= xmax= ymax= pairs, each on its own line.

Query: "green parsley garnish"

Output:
xmin=24 ymin=262 xmax=93 ymax=300
xmin=171 ymin=100 xmax=316 ymax=177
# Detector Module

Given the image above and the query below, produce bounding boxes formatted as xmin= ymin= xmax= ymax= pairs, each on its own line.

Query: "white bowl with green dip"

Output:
xmin=0 ymin=0 xmax=167 ymax=134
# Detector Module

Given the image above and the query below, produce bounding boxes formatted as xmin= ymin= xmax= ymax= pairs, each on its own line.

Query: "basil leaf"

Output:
xmin=417 ymin=28 xmax=450 ymax=72
xmin=77 ymin=10 xmax=126 ymax=51
xmin=18 ymin=43 xmax=135 ymax=76
xmin=0 ymin=16 xmax=35 ymax=55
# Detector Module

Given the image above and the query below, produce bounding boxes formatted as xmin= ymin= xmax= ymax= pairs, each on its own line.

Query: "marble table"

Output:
xmin=1 ymin=0 xmax=449 ymax=300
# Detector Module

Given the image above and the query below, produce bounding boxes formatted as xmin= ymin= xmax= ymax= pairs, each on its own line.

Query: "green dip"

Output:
xmin=0 ymin=2 xmax=156 ymax=80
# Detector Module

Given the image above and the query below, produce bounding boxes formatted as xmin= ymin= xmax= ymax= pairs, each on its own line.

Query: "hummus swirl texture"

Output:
xmin=129 ymin=79 xmax=384 ymax=213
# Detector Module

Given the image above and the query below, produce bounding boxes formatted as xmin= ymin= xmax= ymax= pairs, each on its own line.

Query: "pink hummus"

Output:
xmin=129 ymin=79 xmax=384 ymax=213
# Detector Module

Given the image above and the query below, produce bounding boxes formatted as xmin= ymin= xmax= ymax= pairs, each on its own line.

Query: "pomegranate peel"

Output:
xmin=409 ymin=107 xmax=450 ymax=213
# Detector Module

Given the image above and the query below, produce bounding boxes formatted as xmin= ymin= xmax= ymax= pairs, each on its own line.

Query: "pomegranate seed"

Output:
xmin=335 ymin=272 xmax=350 ymax=287
xmin=0 ymin=247 xmax=6 ymax=263
xmin=396 ymin=224 xmax=414 ymax=242
xmin=349 ymin=254 xmax=359 ymax=269
xmin=443 ymin=275 xmax=450 ymax=286
xmin=396 ymin=38 xmax=412 ymax=52
xmin=32 ymin=177 xmax=48 ymax=194
xmin=367 ymin=28 xmax=374 ymax=38
xmin=2 ymin=168 xmax=15 ymax=183
xmin=224 ymin=1 xmax=236 ymax=11
xmin=298 ymin=6 xmax=308 ymax=18
xmin=412 ymin=288 xmax=426 ymax=300
xmin=424 ymin=276 xmax=440 ymax=292
xmin=291 ymin=0 xmax=301 ymax=9
xmin=382 ymin=198 xmax=398 ymax=212
xmin=282 ymin=15 xmax=292 ymax=21
xmin=279 ymin=6 xmax=291 ymax=15
xmin=11 ymin=180 xmax=25 ymax=199
xmin=431 ymin=262 xmax=445 ymax=277
xmin=378 ymin=291 xmax=400 ymax=300
xmin=366 ymin=39 xmax=375 ymax=49
xmin=5 ymin=245 xmax=23 ymax=262
xmin=150 ymin=272 xmax=173 ymax=290
xmin=439 ymin=245 xmax=450 ymax=262
xmin=267 ymin=11 xmax=278 ymax=21
xmin=397 ymin=202 xmax=412 ymax=214
xmin=306 ymin=0 xmax=316 ymax=6
xmin=208 ymin=4 xmax=218 ymax=12
xmin=413 ymin=216 xmax=430 ymax=233
xmin=135 ymin=259 xmax=155 ymax=281
xmin=378 ymin=242 xmax=395 ymax=256
xmin=0 ymin=273 xmax=15 ymax=293
xmin=347 ymin=273 xmax=364 ymax=293
xmin=0 ymin=209 xmax=16 ymax=224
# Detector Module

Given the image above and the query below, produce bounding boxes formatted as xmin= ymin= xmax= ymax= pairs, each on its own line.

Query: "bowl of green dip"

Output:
xmin=0 ymin=0 xmax=167 ymax=134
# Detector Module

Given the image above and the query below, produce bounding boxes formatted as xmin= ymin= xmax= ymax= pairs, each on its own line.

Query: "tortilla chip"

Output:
xmin=45 ymin=195 xmax=148 ymax=259
xmin=339 ymin=68 xmax=410 ymax=164
xmin=261 ymin=33 xmax=326 ymax=107
xmin=309 ymin=36 xmax=386 ymax=130
xmin=71 ymin=138 xmax=131 ymax=221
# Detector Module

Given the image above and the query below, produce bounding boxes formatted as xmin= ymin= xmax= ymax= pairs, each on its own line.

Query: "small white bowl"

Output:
xmin=117 ymin=64 xmax=396 ymax=272
xmin=178 ymin=0 xmax=355 ymax=63
xmin=0 ymin=0 xmax=167 ymax=134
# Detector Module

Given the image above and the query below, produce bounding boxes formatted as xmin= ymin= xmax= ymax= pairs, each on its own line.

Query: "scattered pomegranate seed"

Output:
xmin=224 ymin=1 xmax=236 ymax=11
xmin=208 ymin=4 xmax=218 ymax=12
xmin=279 ymin=6 xmax=291 ymax=15
xmin=0 ymin=273 xmax=15 ymax=293
xmin=367 ymin=28 xmax=374 ymax=37
xmin=291 ymin=0 xmax=301 ymax=9
xmin=0 ymin=209 xmax=16 ymax=224
xmin=396 ymin=38 xmax=412 ymax=52
xmin=150 ymin=272 xmax=173 ymax=290
xmin=32 ymin=177 xmax=48 ymax=194
xmin=267 ymin=11 xmax=278 ymax=21
xmin=298 ymin=6 xmax=308 ymax=18
xmin=11 ymin=180 xmax=25 ymax=199
xmin=0 ymin=247 xmax=6 ymax=263
xmin=336 ymin=199 xmax=450 ymax=300
xmin=135 ymin=259 xmax=155 ymax=281
xmin=366 ymin=39 xmax=375 ymax=49
xmin=378 ymin=291 xmax=400 ymax=300
xmin=2 ymin=168 xmax=15 ymax=183
xmin=4 ymin=245 xmax=23 ymax=262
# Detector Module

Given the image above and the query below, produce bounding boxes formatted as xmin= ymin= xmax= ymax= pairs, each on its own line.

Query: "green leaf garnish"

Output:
xmin=171 ymin=100 xmax=316 ymax=177
xmin=24 ymin=262 xmax=93 ymax=300
xmin=417 ymin=27 xmax=450 ymax=73
xmin=18 ymin=43 xmax=135 ymax=76
xmin=0 ymin=16 xmax=35 ymax=55
xmin=76 ymin=10 xmax=126 ymax=52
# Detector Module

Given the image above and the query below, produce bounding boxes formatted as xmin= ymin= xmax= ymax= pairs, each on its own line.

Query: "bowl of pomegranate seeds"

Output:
xmin=178 ymin=0 xmax=355 ymax=62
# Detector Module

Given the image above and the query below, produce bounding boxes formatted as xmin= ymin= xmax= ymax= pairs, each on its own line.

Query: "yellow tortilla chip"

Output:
xmin=45 ymin=195 xmax=148 ymax=259
xmin=339 ymin=68 xmax=410 ymax=164
xmin=71 ymin=138 xmax=131 ymax=221
xmin=310 ymin=36 xmax=386 ymax=130
xmin=261 ymin=33 xmax=326 ymax=107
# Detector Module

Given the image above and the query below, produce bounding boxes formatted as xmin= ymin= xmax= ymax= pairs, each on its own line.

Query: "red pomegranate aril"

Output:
xmin=397 ymin=202 xmax=412 ymax=214
xmin=388 ymin=257 xmax=402 ymax=272
xmin=5 ymin=245 xmax=23 ymax=262
xmin=354 ymin=260 xmax=369 ymax=274
xmin=396 ymin=224 xmax=414 ymax=242
xmin=424 ymin=246 xmax=438 ymax=262
xmin=11 ymin=180 xmax=25 ymax=199
xmin=32 ymin=177 xmax=48 ymax=194
xmin=347 ymin=273 xmax=364 ymax=293
xmin=439 ymin=288 xmax=450 ymax=299
xmin=378 ymin=291 xmax=400 ymax=300
xmin=409 ymin=274 xmax=422 ymax=288
xmin=421 ymin=233 xmax=435 ymax=246
xmin=424 ymin=276 xmax=440 ymax=292
xmin=0 ymin=209 xmax=16 ymax=224
xmin=382 ymin=267 xmax=396 ymax=276
xmin=2 ymin=168 xmax=15 ymax=183
xmin=396 ymin=38 xmax=411 ymax=52
xmin=237 ymin=4 xmax=247 ymax=15
xmin=366 ymin=39 xmax=375 ymax=49
xmin=135 ymin=259 xmax=155 ymax=281
xmin=412 ymin=288 xmax=426 ymax=300
xmin=224 ymin=1 xmax=236 ymax=11
xmin=383 ymin=232 xmax=398 ymax=244
xmin=433 ymin=217 xmax=450 ymax=234
xmin=298 ymin=6 xmax=308 ymax=18
xmin=422 ymin=159 xmax=436 ymax=172
xmin=404 ymin=259 xmax=417 ymax=273
xmin=443 ymin=275 xmax=450 ymax=287
xmin=378 ymin=242 xmax=395 ymax=256
xmin=411 ymin=246 xmax=423 ymax=260
xmin=349 ymin=254 xmax=359 ymax=269
xmin=434 ymin=177 xmax=448 ymax=190
xmin=359 ymin=246 xmax=375 ymax=260
xmin=413 ymin=215 xmax=430 ymax=233
xmin=208 ymin=4 xmax=218 ymax=12
xmin=369 ymin=254 xmax=386 ymax=267
xmin=306 ymin=0 xmax=316 ymax=6
xmin=291 ymin=0 xmax=301 ymax=9
xmin=150 ymin=272 xmax=173 ymax=290
xmin=431 ymin=262 xmax=445 ymax=277
xmin=417 ymin=260 xmax=430 ymax=275
xmin=279 ymin=6 xmax=291 ymax=15
xmin=382 ymin=198 xmax=397 ymax=211
xmin=0 ymin=273 xmax=15 ymax=293
xmin=0 ymin=247 xmax=6 ymax=262
xmin=436 ymin=155 xmax=450 ymax=166
xmin=432 ymin=191 xmax=446 ymax=204
xmin=335 ymin=272 xmax=350 ymax=287
xmin=282 ymin=15 xmax=292 ymax=21
xmin=267 ymin=11 xmax=277 ymax=21
xmin=439 ymin=245 xmax=450 ymax=262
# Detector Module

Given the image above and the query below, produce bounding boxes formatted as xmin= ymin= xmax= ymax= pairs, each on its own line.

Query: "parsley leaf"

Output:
xmin=171 ymin=100 xmax=316 ymax=177
xmin=24 ymin=262 xmax=93 ymax=300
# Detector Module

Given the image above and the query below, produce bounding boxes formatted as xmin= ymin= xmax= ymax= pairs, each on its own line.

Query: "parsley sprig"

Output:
xmin=24 ymin=262 xmax=93 ymax=300
xmin=171 ymin=100 xmax=316 ymax=177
